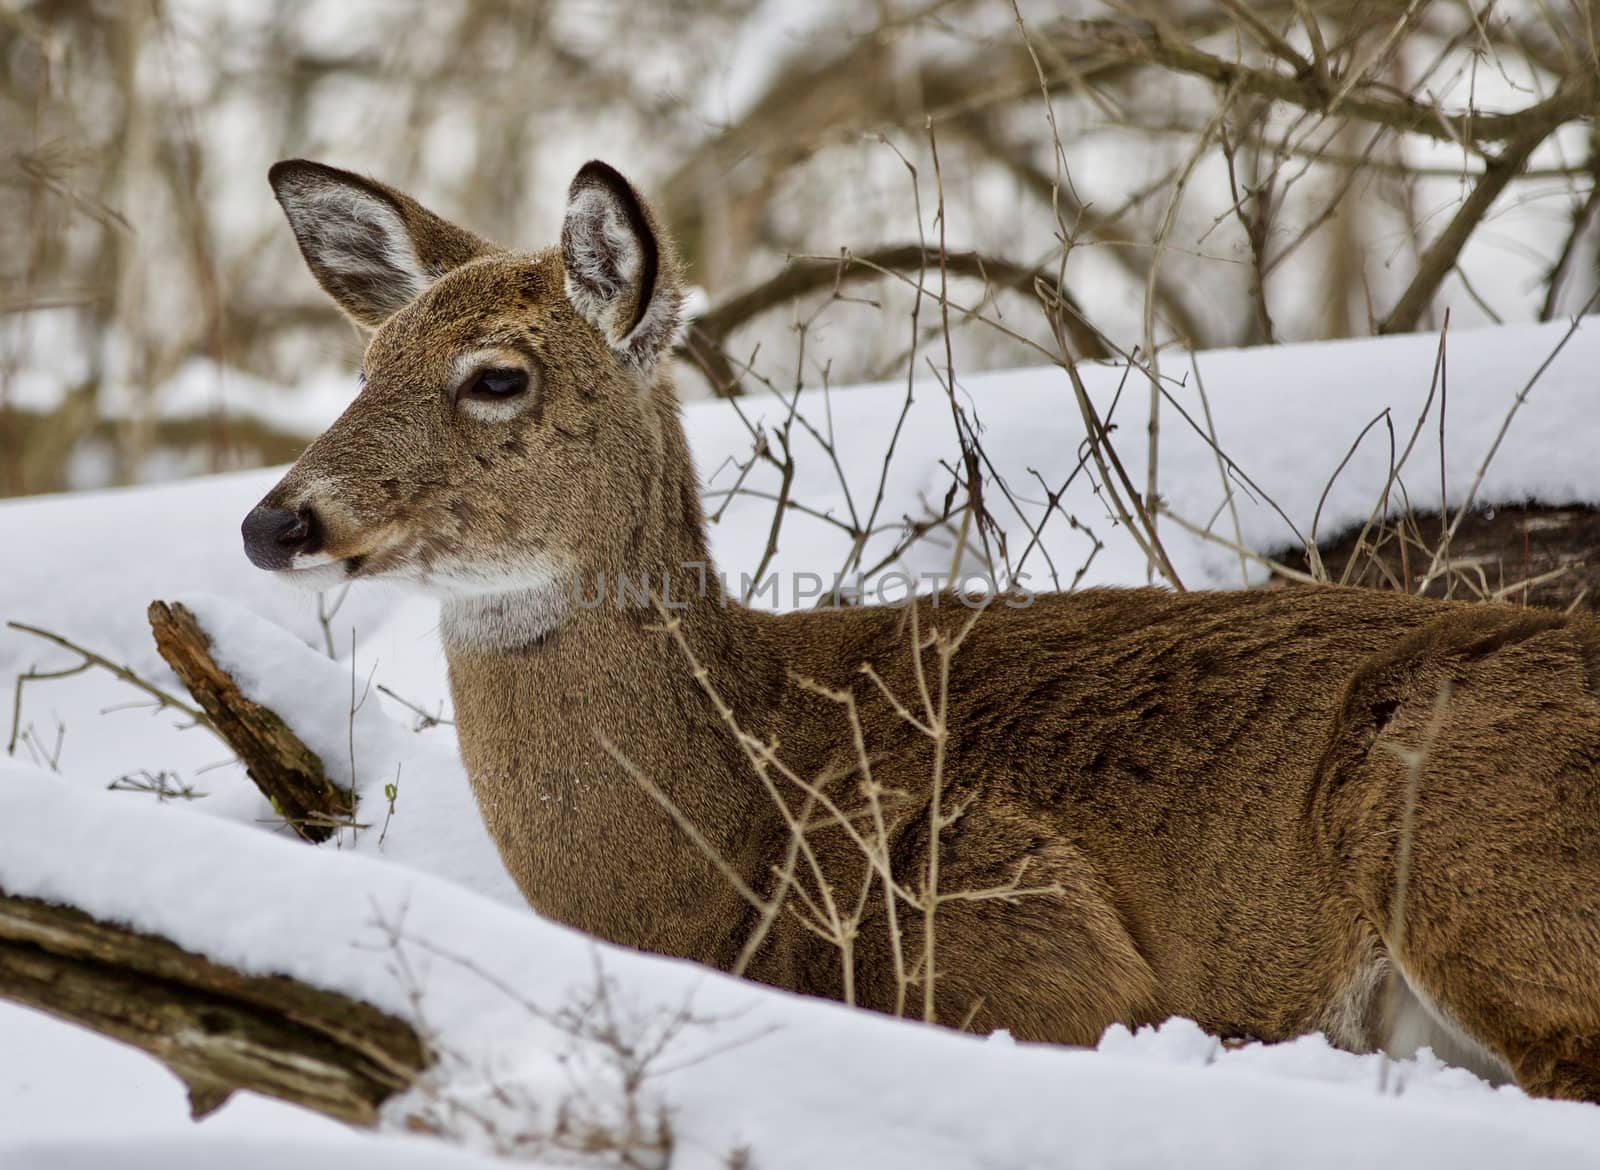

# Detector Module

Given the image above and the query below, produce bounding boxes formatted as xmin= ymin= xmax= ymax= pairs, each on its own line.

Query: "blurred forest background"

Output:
xmin=1 ymin=0 xmax=1597 ymax=498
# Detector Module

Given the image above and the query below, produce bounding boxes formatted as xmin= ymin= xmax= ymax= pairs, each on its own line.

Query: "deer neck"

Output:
xmin=437 ymin=399 xmax=781 ymax=957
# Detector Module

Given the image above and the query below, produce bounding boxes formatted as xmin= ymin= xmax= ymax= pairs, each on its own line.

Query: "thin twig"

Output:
xmin=7 ymin=620 xmax=212 ymax=754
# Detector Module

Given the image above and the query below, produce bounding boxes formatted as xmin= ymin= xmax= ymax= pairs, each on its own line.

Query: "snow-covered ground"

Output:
xmin=3 ymin=317 xmax=1599 ymax=1167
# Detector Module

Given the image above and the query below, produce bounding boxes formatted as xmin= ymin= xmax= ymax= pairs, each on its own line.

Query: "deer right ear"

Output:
xmin=561 ymin=161 xmax=683 ymax=373
xmin=269 ymin=160 xmax=497 ymax=329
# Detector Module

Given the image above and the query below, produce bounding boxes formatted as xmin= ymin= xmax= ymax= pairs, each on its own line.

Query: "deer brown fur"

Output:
xmin=246 ymin=158 xmax=1600 ymax=1103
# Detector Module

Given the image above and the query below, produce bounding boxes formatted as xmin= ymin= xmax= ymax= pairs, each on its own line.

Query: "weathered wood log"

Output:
xmin=147 ymin=600 xmax=352 ymax=841
xmin=1274 ymin=503 xmax=1600 ymax=611
xmin=0 ymin=890 xmax=428 ymax=1123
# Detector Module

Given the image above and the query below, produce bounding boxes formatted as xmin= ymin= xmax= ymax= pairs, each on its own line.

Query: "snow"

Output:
xmin=173 ymin=591 xmax=525 ymax=907
xmin=3 ymin=317 xmax=1599 ymax=1165
xmin=6 ymin=1134 xmax=515 ymax=1170
xmin=695 ymin=316 xmax=1600 ymax=599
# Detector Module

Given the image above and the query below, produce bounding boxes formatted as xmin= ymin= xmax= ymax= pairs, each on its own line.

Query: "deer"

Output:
xmin=242 ymin=157 xmax=1600 ymax=1103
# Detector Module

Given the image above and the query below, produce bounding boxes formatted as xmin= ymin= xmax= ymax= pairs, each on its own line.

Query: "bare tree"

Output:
xmin=1 ymin=1 xmax=1594 ymax=495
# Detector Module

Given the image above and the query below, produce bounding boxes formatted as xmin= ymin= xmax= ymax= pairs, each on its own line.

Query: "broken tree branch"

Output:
xmin=0 ymin=890 xmax=427 ymax=1124
xmin=147 ymin=600 xmax=352 ymax=842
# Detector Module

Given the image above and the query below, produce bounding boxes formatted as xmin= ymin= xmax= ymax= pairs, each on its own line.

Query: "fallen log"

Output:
xmin=0 ymin=890 xmax=428 ymax=1124
xmin=147 ymin=600 xmax=352 ymax=841
xmin=1274 ymin=502 xmax=1600 ymax=611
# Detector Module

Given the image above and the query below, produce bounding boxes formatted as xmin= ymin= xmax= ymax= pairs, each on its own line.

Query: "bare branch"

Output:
xmin=1380 ymin=79 xmax=1592 ymax=334
xmin=1057 ymin=18 xmax=1599 ymax=150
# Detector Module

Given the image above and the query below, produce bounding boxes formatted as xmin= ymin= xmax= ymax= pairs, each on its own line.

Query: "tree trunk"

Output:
xmin=0 ymin=890 xmax=427 ymax=1124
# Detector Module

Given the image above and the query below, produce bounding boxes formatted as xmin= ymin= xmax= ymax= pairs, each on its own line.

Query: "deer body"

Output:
xmin=247 ymin=158 xmax=1600 ymax=1102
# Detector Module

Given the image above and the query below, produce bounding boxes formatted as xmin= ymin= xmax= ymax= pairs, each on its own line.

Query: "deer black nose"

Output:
xmin=241 ymin=505 xmax=319 ymax=571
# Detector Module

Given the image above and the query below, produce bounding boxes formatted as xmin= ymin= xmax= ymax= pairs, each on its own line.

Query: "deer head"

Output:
xmin=242 ymin=160 xmax=690 ymax=646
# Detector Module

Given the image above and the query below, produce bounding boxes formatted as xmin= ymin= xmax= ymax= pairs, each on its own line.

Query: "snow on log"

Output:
xmin=147 ymin=600 xmax=353 ymax=842
xmin=0 ymin=890 xmax=428 ymax=1124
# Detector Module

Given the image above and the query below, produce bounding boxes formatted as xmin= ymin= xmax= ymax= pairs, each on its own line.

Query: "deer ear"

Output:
xmin=561 ymin=161 xmax=683 ymax=371
xmin=269 ymin=159 xmax=497 ymax=328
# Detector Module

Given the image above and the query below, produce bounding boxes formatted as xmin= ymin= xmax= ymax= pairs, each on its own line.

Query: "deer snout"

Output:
xmin=241 ymin=504 xmax=321 ymax=571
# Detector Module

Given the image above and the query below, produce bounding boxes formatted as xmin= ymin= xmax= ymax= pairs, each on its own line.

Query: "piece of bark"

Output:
xmin=147 ymin=600 xmax=352 ymax=842
xmin=0 ymin=890 xmax=427 ymax=1124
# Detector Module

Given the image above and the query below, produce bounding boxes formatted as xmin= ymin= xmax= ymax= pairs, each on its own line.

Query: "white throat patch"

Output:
xmin=437 ymin=561 xmax=571 ymax=651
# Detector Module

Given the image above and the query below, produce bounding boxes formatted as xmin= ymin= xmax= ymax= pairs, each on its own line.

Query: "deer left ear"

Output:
xmin=561 ymin=161 xmax=683 ymax=372
xmin=270 ymin=159 xmax=498 ymax=329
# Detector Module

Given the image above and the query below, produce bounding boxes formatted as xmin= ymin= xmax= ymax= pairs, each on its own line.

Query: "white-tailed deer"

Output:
xmin=246 ymin=158 xmax=1600 ymax=1102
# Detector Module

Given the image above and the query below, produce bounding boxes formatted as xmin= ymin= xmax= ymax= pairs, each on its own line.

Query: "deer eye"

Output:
xmin=458 ymin=367 xmax=529 ymax=402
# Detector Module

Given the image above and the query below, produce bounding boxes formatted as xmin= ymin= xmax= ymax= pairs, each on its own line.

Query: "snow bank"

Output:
xmin=6 ymin=774 xmax=1600 ymax=1169
xmin=694 ymin=317 xmax=1600 ymax=597
xmin=171 ymin=591 xmax=525 ymax=907
xmin=6 ymin=1135 xmax=521 ymax=1170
